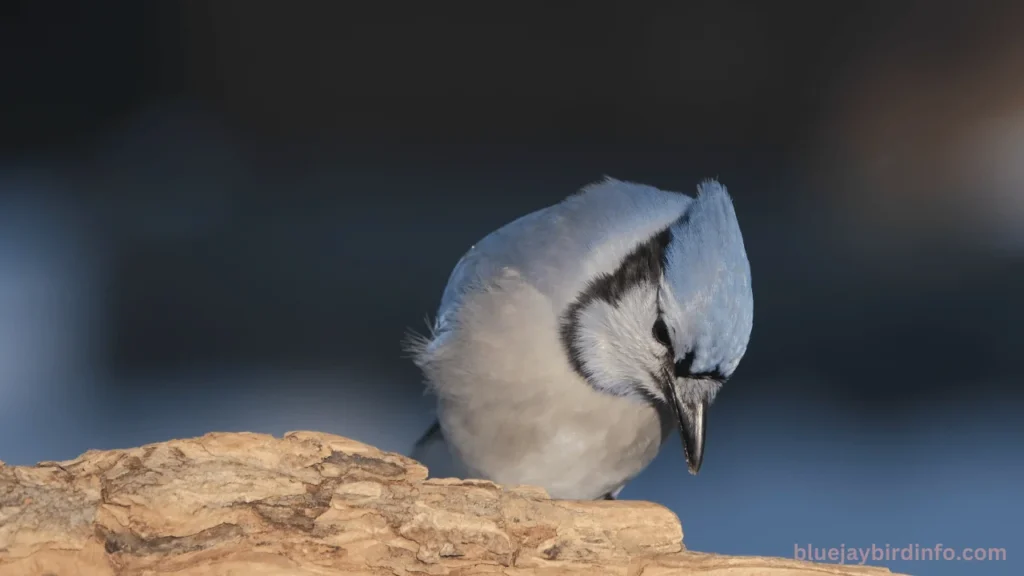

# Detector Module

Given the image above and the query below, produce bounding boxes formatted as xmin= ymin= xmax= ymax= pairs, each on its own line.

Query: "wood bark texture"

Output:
xmin=0 ymin=431 xmax=906 ymax=575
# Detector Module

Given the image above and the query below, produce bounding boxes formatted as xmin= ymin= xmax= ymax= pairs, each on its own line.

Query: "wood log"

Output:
xmin=0 ymin=431 xmax=907 ymax=575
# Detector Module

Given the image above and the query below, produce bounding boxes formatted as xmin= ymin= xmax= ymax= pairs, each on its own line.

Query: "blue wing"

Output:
xmin=430 ymin=177 xmax=693 ymax=340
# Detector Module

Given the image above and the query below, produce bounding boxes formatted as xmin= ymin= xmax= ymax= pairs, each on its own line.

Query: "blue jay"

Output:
xmin=406 ymin=177 xmax=753 ymax=500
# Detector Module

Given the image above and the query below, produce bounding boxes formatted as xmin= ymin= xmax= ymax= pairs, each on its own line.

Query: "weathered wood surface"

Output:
xmin=0 ymin=431 xmax=906 ymax=575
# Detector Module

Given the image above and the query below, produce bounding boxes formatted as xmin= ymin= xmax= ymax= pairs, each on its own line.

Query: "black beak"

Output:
xmin=668 ymin=388 xmax=707 ymax=474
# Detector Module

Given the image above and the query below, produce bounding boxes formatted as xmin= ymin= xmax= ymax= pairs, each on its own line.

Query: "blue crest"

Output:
xmin=661 ymin=180 xmax=753 ymax=377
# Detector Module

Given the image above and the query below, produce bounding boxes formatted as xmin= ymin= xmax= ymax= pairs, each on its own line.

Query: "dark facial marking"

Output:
xmin=560 ymin=228 xmax=672 ymax=382
xmin=675 ymin=350 xmax=727 ymax=382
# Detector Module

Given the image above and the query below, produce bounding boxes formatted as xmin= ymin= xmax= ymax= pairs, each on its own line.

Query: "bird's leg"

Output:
xmin=600 ymin=485 xmax=625 ymax=500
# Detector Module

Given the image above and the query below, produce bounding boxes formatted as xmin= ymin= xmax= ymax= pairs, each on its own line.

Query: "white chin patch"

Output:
xmin=574 ymin=285 xmax=661 ymax=399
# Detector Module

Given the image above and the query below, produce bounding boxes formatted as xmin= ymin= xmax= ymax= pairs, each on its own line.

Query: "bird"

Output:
xmin=405 ymin=176 xmax=753 ymax=501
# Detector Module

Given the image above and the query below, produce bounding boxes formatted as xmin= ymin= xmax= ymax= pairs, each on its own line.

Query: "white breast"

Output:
xmin=421 ymin=269 xmax=666 ymax=499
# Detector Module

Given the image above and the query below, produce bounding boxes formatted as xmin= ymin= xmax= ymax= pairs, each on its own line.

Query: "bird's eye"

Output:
xmin=652 ymin=318 xmax=671 ymax=348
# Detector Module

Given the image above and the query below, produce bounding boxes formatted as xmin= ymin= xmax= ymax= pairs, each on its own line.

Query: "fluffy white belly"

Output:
xmin=421 ymin=271 xmax=669 ymax=500
xmin=439 ymin=391 xmax=666 ymax=500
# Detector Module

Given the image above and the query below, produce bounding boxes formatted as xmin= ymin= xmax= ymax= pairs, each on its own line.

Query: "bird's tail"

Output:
xmin=411 ymin=420 xmax=442 ymax=457
xmin=408 ymin=419 xmax=466 ymax=480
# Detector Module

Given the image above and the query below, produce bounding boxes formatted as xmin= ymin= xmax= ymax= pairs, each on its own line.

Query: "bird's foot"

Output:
xmin=600 ymin=485 xmax=625 ymax=500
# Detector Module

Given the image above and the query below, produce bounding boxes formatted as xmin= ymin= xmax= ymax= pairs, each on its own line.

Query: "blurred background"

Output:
xmin=2 ymin=2 xmax=1021 ymax=574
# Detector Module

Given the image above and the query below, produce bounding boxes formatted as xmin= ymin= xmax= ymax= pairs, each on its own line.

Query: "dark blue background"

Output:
xmin=2 ymin=3 xmax=1021 ymax=574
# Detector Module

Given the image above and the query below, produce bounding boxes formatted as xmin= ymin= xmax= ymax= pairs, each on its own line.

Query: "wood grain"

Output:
xmin=0 ymin=431 xmax=906 ymax=575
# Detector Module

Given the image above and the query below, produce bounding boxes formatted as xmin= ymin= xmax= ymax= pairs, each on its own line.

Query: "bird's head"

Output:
xmin=560 ymin=179 xmax=753 ymax=474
